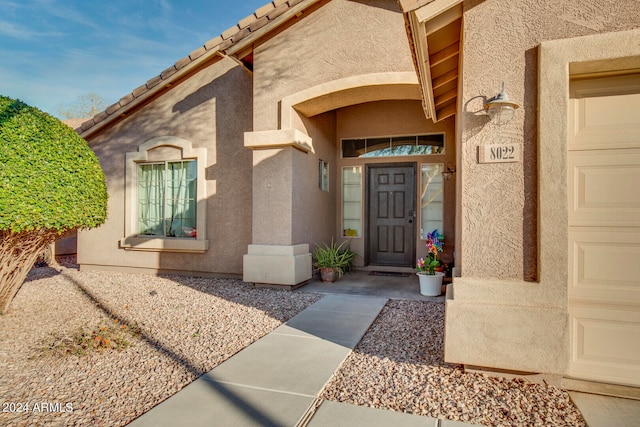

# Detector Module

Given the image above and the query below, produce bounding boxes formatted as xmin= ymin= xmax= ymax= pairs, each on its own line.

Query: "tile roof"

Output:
xmin=79 ymin=0 xmax=321 ymax=138
xmin=63 ymin=117 xmax=90 ymax=131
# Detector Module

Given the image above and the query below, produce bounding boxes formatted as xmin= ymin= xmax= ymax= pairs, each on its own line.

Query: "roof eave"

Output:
xmin=80 ymin=0 xmax=326 ymax=140
xmin=400 ymin=0 xmax=463 ymax=123
xmin=79 ymin=49 xmax=226 ymax=140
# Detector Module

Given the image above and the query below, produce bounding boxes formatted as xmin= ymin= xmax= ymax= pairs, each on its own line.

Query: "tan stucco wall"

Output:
xmin=78 ymin=57 xmax=253 ymax=275
xmin=253 ymin=0 xmax=415 ymax=132
xmin=460 ymin=0 xmax=640 ymax=281
xmin=446 ymin=0 xmax=640 ymax=375
xmin=293 ymin=112 xmax=338 ymax=246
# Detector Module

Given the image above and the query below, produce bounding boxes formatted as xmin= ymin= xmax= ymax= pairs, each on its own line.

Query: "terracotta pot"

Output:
xmin=416 ymin=272 xmax=444 ymax=296
xmin=319 ymin=267 xmax=340 ymax=283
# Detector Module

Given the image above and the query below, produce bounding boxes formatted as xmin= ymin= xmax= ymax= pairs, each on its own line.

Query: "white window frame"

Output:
xmin=120 ymin=136 xmax=208 ymax=253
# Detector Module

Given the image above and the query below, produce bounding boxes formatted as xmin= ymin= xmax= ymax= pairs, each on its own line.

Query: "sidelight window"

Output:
xmin=420 ymin=164 xmax=443 ymax=239
xmin=342 ymin=166 xmax=362 ymax=237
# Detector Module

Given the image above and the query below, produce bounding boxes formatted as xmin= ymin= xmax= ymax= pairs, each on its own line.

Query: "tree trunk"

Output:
xmin=0 ymin=229 xmax=58 ymax=314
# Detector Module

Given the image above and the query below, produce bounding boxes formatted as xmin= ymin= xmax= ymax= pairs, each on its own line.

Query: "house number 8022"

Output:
xmin=478 ymin=144 xmax=521 ymax=164
xmin=490 ymin=145 xmax=515 ymax=160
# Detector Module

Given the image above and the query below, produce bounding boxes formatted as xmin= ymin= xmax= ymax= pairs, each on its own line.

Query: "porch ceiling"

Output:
xmin=400 ymin=0 xmax=463 ymax=123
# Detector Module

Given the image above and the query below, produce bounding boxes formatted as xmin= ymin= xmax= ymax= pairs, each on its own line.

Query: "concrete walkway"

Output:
xmin=128 ymin=293 xmax=483 ymax=426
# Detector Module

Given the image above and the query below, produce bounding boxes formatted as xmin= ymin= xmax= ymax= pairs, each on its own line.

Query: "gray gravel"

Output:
xmin=321 ymin=299 xmax=587 ymax=426
xmin=0 ymin=260 xmax=320 ymax=427
xmin=3 ymin=262 xmax=588 ymax=427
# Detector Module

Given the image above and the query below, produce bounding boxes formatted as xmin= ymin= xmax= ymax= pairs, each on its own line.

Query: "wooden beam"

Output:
xmin=435 ymin=102 xmax=457 ymax=122
xmin=432 ymin=68 xmax=458 ymax=90
xmin=429 ymin=42 xmax=459 ymax=68
xmin=434 ymin=88 xmax=457 ymax=108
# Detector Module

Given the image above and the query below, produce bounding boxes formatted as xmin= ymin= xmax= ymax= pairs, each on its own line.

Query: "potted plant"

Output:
xmin=313 ymin=239 xmax=356 ymax=282
xmin=416 ymin=229 xmax=445 ymax=296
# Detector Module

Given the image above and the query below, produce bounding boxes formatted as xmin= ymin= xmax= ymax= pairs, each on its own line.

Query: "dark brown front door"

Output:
xmin=367 ymin=164 xmax=416 ymax=266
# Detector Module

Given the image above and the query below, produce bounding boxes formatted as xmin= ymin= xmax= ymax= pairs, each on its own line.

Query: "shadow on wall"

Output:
xmin=522 ymin=46 xmax=538 ymax=282
xmin=462 ymin=95 xmax=492 ymax=139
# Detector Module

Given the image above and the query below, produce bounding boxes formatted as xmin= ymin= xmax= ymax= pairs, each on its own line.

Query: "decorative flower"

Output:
xmin=416 ymin=229 xmax=444 ymax=275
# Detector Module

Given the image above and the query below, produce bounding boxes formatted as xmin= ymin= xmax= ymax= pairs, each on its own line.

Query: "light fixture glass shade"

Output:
xmin=486 ymin=103 xmax=516 ymax=125
xmin=485 ymin=83 xmax=520 ymax=125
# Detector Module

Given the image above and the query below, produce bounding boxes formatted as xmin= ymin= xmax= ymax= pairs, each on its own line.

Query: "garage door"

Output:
xmin=568 ymin=73 xmax=640 ymax=387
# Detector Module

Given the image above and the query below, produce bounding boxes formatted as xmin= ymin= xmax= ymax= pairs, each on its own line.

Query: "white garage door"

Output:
xmin=568 ymin=73 xmax=640 ymax=387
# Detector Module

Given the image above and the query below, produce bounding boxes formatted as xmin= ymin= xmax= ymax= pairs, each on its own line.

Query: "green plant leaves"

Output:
xmin=0 ymin=96 xmax=108 ymax=233
xmin=313 ymin=239 xmax=357 ymax=275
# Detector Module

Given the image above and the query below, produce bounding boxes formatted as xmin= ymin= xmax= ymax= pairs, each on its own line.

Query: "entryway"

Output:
xmin=366 ymin=163 xmax=416 ymax=267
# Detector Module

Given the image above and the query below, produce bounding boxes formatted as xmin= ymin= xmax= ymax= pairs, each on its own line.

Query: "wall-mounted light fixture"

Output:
xmin=484 ymin=83 xmax=520 ymax=125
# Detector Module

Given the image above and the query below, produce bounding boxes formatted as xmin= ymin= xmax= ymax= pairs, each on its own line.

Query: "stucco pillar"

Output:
xmin=242 ymin=130 xmax=313 ymax=286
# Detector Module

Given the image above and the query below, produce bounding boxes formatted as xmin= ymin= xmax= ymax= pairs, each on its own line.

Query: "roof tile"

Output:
xmin=249 ymin=15 xmax=271 ymax=32
xmin=255 ymin=2 xmax=275 ymax=18
xmin=268 ymin=3 xmax=289 ymax=20
xmin=287 ymin=0 xmax=305 ymax=6
xmin=81 ymin=120 xmax=96 ymax=132
xmin=231 ymin=27 xmax=252 ymax=43
xmin=204 ymin=36 xmax=223 ymax=51
xmin=161 ymin=65 xmax=178 ymax=79
xmin=106 ymin=103 xmax=121 ymax=115
xmin=146 ymin=75 xmax=162 ymax=89
xmin=274 ymin=0 xmax=288 ymax=6
xmin=189 ymin=46 xmax=206 ymax=60
xmin=93 ymin=111 xmax=108 ymax=124
xmin=132 ymin=85 xmax=148 ymax=98
xmin=219 ymin=38 xmax=235 ymax=50
xmin=175 ymin=56 xmax=191 ymax=69
xmin=119 ymin=93 xmax=135 ymax=106
xmin=222 ymin=25 xmax=240 ymax=40
xmin=238 ymin=14 xmax=258 ymax=29
xmin=118 ymin=93 xmax=136 ymax=107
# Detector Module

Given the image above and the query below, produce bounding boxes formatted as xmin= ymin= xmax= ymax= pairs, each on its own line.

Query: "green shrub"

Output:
xmin=0 ymin=96 xmax=108 ymax=313
xmin=0 ymin=96 xmax=107 ymax=232
xmin=313 ymin=239 xmax=357 ymax=277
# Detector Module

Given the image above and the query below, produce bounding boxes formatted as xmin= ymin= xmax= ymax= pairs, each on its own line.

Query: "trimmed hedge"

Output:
xmin=0 ymin=96 xmax=107 ymax=233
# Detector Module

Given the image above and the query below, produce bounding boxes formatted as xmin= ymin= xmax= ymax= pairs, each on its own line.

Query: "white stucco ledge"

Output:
xmin=244 ymin=129 xmax=312 ymax=153
xmin=243 ymin=244 xmax=312 ymax=286
xmin=119 ymin=237 xmax=209 ymax=253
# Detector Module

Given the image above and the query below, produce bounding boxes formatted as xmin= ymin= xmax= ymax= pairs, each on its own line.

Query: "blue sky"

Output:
xmin=0 ymin=0 xmax=269 ymax=118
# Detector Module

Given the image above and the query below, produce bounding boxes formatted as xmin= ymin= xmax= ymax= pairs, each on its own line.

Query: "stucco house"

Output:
xmin=76 ymin=0 xmax=640 ymax=395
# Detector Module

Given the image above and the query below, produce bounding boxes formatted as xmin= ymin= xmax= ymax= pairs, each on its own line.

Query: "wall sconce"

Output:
xmin=484 ymin=83 xmax=520 ymax=125
xmin=442 ymin=162 xmax=456 ymax=180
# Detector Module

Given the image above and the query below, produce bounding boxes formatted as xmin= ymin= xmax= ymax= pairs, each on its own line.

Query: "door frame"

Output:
xmin=364 ymin=162 xmax=417 ymax=266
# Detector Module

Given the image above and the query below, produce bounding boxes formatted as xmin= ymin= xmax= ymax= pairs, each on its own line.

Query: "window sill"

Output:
xmin=120 ymin=237 xmax=209 ymax=253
